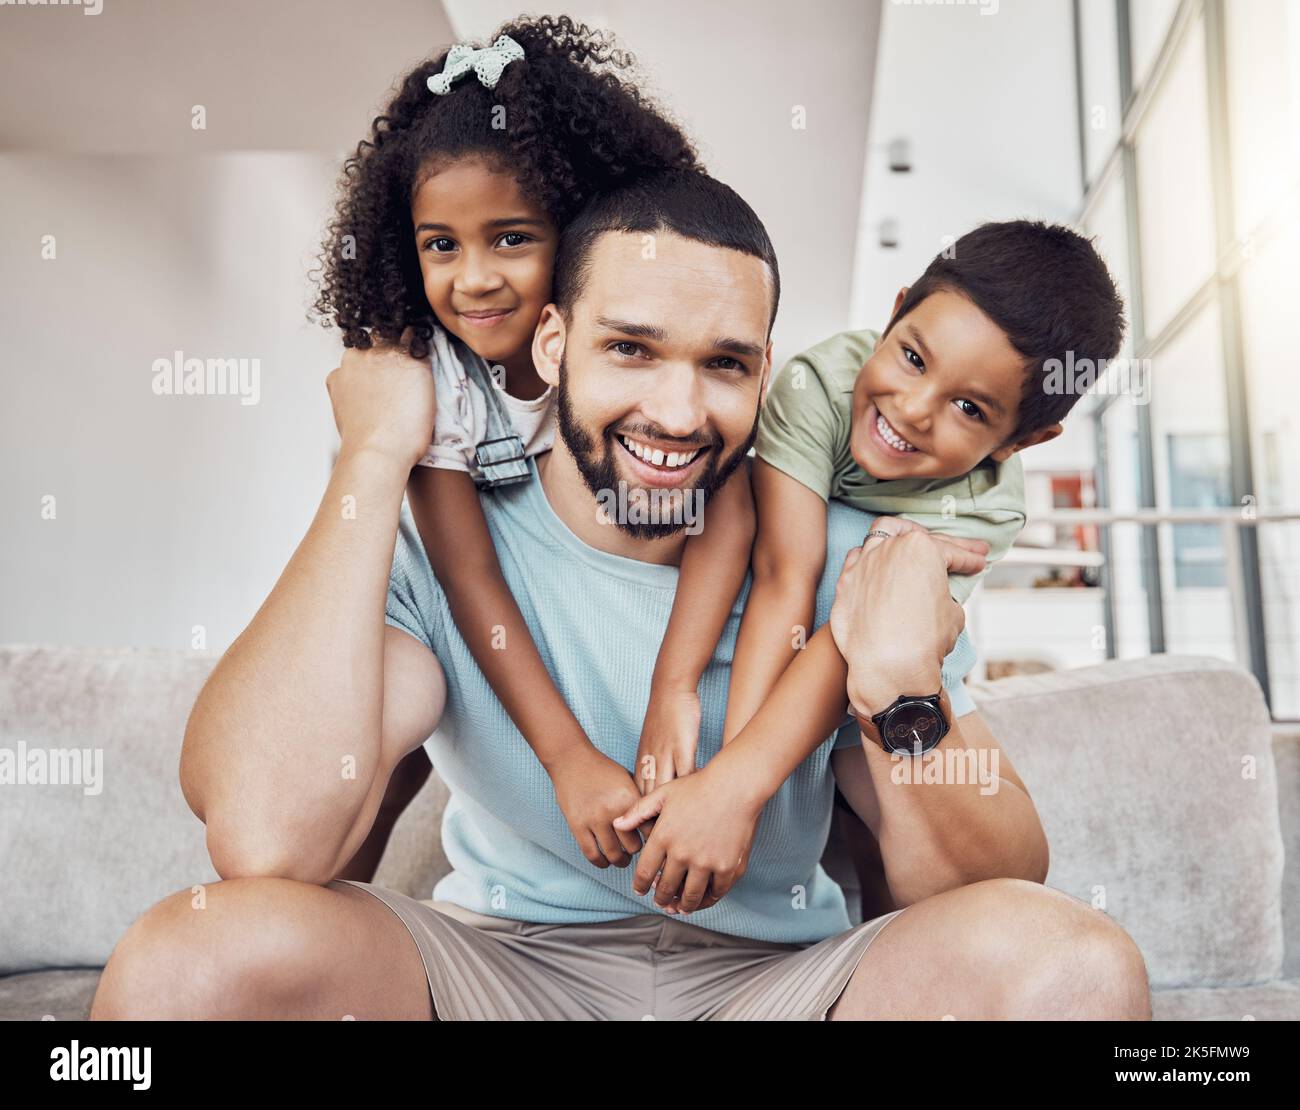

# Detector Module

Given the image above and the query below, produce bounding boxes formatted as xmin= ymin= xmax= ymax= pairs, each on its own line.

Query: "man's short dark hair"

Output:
xmin=552 ymin=169 xmax=781 ymax=334
xmin=884 ymin=220 xmax=1126 ymax=442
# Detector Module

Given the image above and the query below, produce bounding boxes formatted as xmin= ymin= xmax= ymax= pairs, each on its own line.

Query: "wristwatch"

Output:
xmin=855 ymin=689 xmax=951 ymax=756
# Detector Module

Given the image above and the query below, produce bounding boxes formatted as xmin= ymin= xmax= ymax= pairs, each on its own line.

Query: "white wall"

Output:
xmin=0 ymin=1 xmax=458 ymax=651
xmin=0 ymin=154 xmax=342 ymax=649
xmin=850 ymin=0 xmax=1083 ymax=329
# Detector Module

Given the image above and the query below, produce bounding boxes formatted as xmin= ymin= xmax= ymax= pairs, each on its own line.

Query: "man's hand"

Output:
xmin=326 ymin=332 xmax=436 ymax=471
xmin=614 ymin=765 xmax=764 ymax=915
xmin=830 ymin=517 xmax=983 ymax=719
xmin=633 ymin=686 xmax=701 ymax=795
xmin=548 ymin=744 xmax=646 ymax=869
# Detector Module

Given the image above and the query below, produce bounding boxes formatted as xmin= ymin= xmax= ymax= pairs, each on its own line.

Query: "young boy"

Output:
xmin=723 ymin=219 xmax=1125 ymax=744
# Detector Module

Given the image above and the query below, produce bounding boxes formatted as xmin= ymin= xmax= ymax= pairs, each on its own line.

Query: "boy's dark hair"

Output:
xmin=553 ymin=168 xmax=781 ymax=333
xmin=311 ymin=16 xmax=699 ymax=360
xmin=883 ymin=220 xmax=1126 ymax=442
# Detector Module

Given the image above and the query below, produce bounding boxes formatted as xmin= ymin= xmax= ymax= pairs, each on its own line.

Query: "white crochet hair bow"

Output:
xmin=427 ymin=34 xmax=525 ymax=95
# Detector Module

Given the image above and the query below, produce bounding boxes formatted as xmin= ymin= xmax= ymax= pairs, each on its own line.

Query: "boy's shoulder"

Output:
xmin=787 ymin=327 xmax=882 ymax=394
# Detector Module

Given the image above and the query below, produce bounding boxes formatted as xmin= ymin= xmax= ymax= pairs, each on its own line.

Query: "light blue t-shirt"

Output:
xmin=384 ymin=459 xmax=978 ymax=944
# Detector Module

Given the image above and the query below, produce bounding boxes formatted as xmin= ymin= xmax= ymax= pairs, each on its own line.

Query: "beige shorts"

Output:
xmin=329 ymin=878 xmax=904 ymax=1020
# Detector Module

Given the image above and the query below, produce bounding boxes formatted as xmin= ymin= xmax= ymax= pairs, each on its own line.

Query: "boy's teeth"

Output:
xmin=620 ymin=435 xmax=701 ymax=469
xmin=876 ymin=411 xmax=916 ymax=452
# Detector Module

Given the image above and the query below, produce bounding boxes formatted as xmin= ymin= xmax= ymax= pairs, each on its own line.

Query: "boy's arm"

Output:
xmin=407 ymin=466 xmax=643 ymax=865
xmin=721 ymin=459 xmax=827 ymax=743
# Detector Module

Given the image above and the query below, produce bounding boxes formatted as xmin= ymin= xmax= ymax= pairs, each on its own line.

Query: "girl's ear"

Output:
xmin=533 ymin=303 xmax=566 ymax=387
xmin=990 ymin=422 xmax=1063 ymax=462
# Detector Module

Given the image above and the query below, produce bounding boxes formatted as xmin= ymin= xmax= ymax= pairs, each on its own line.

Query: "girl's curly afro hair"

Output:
xmin=311 ymin=15 xmax=700 ymax=361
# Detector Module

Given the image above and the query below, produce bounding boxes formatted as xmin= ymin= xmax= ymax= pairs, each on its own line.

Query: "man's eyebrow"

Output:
xmin=594 ymin=317 xmax=669 ymax=343
xmin=710 ymin=336 xmax=766 ymax=360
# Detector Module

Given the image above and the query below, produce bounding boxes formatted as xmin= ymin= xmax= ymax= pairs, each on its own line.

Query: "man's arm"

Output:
xmin=334 ymin=745 xmax=434 ymax=883
xmin=831 ymin=708 xmax=1048 ymax=908
xmin=179 ymin=342 xmax=442 ymax=884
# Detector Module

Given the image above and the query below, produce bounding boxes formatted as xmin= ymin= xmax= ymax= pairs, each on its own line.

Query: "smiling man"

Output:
xmin=92 ymin=170 xmax=1149 ymax=1021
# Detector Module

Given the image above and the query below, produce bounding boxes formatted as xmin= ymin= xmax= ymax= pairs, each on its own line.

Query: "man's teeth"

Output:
xmin=619 ymin=435 xmax=702 ymax=469
xmin=876 ymin=411 xmax=916 ymax=452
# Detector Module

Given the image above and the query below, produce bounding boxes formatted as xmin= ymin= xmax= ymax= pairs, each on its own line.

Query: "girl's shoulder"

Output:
xmin=426 ymin=321 xmax=489 ymax=377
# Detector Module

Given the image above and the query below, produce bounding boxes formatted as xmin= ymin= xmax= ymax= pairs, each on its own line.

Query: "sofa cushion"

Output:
xmin=0 ymin=646 xmax=222 ymax=974
xmin=0 ymin=968 xmax=101 ymax=1021
xmin=966 ymin=654 xmax=1285 ymax=990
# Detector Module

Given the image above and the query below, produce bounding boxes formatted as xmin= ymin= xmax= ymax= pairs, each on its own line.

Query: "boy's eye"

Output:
xmin=955 ymin=398 xmax=985 ymax=421
xmin=902 ymin=345 xmax=924 ymax=370
xmin=424 ymin=237 xmax=456 ymax=254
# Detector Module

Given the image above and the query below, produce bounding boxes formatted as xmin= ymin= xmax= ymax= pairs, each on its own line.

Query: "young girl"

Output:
xmin=311 ymin=17 xmax=754 ymax=870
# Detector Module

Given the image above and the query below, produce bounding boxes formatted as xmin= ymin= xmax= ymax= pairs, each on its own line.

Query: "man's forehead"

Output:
xmin=577 ymin=230 xmax=772 ymax=342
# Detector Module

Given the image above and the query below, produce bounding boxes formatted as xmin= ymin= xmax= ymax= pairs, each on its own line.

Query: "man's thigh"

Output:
xmin=91 ymin=876 xmax=433 ymax=1020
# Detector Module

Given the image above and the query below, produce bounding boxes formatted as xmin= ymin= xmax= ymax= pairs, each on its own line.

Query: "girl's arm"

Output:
xmin=720 ymin=459 xmax=828 ymax=744
xmin=406 ymin=465 xmax=643 ymax=867
xmin=635 ymin=464 xmax=756 ymax=792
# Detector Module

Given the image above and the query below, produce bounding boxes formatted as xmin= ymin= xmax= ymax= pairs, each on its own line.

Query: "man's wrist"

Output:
xmin=847 ymin=662 xmax=944 ymax=721
xmin=337 ymin=442 xmax=416 ymax=485
xmin=856 ymin=687 xmax=953 ymax=752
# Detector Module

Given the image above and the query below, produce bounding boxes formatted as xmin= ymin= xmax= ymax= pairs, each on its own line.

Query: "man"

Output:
xmin=91 ymin=171 xmax=1149 ymax=1020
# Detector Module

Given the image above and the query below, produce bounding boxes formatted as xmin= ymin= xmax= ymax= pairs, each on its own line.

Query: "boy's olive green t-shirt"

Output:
xmin=754 ymin=328 xmax=1026 ymax=604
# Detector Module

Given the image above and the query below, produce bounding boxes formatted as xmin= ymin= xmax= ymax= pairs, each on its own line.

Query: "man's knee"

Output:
xmin=91 ymin=877 xmax=319 ymax=1020
xmin=964 ymin=877 xmax=1150 ymax=1019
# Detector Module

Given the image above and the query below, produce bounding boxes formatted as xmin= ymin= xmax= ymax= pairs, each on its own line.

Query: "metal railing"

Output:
xmin=984 ymin=508 xmax=1300 ymax=718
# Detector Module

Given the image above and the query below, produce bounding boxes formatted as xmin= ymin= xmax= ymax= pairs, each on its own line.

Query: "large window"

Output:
xmin=1133 ymin=11 xmax=1215 ymax=339
xmin=1073 ymin=0 xmax=1300 ymax=717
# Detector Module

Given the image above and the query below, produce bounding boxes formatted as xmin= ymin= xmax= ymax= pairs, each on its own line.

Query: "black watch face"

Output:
xmin=880 ymin=702 xmax=945 ymax=755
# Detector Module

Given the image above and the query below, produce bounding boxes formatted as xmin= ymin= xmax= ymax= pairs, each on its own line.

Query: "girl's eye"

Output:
xmin=424 ymin=237 xmax=456 ymax=254
xmin=955 ymin=398 xmax=985 ymax=421
xmin=498 ymin=232 xmax=532 ymax=248
xmin=902 ymin=345 xmax=924 ymax=370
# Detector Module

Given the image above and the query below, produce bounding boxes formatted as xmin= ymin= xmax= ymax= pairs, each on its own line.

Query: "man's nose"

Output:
xmin=455 ymin=251 xmax=505 ymax=296
xmin=641 ymin=360 xmax=708 ymax=439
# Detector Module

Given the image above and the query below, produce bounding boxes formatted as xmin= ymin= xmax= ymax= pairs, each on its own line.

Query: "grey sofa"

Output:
xmin=0 ymin=645 xmax=1295 ymax=1020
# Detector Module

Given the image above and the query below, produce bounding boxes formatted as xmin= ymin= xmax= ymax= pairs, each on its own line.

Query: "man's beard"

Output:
xmin=554 ymin=355 xmax=758 ymax=540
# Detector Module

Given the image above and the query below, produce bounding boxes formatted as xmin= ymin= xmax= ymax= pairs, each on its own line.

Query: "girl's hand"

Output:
xmin=614 ymin=765 xmax=763 ymax=916
xmin=326 ymin=331 xmax=435 ymax=471
xmin=633 ymin=686 xmax=701 ymax=796
xmin=547 ymin=744 xmax=646 ymax=869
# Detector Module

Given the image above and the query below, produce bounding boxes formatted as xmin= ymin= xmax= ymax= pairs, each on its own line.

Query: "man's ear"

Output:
xmin=533 ymin=303 xmax=566 ymax=388
xmin=990 ymin=422 xmax=1063 ymax=462
xmin=759 ymin=339 xmax=774 ymax=402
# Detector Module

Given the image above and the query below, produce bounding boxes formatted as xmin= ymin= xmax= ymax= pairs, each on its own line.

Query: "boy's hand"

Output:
xmin=831 ymin=517 xmax=975 ymax=718
xmin=326 ymin=330 xmax=435 ymax=471
xmin=547 ymin=744 xmax=645 ymax=869
xmin=633 ymin=686 xmax=702 ymax=795
xmin=614 ymin=765 xmax=764 ymax=915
